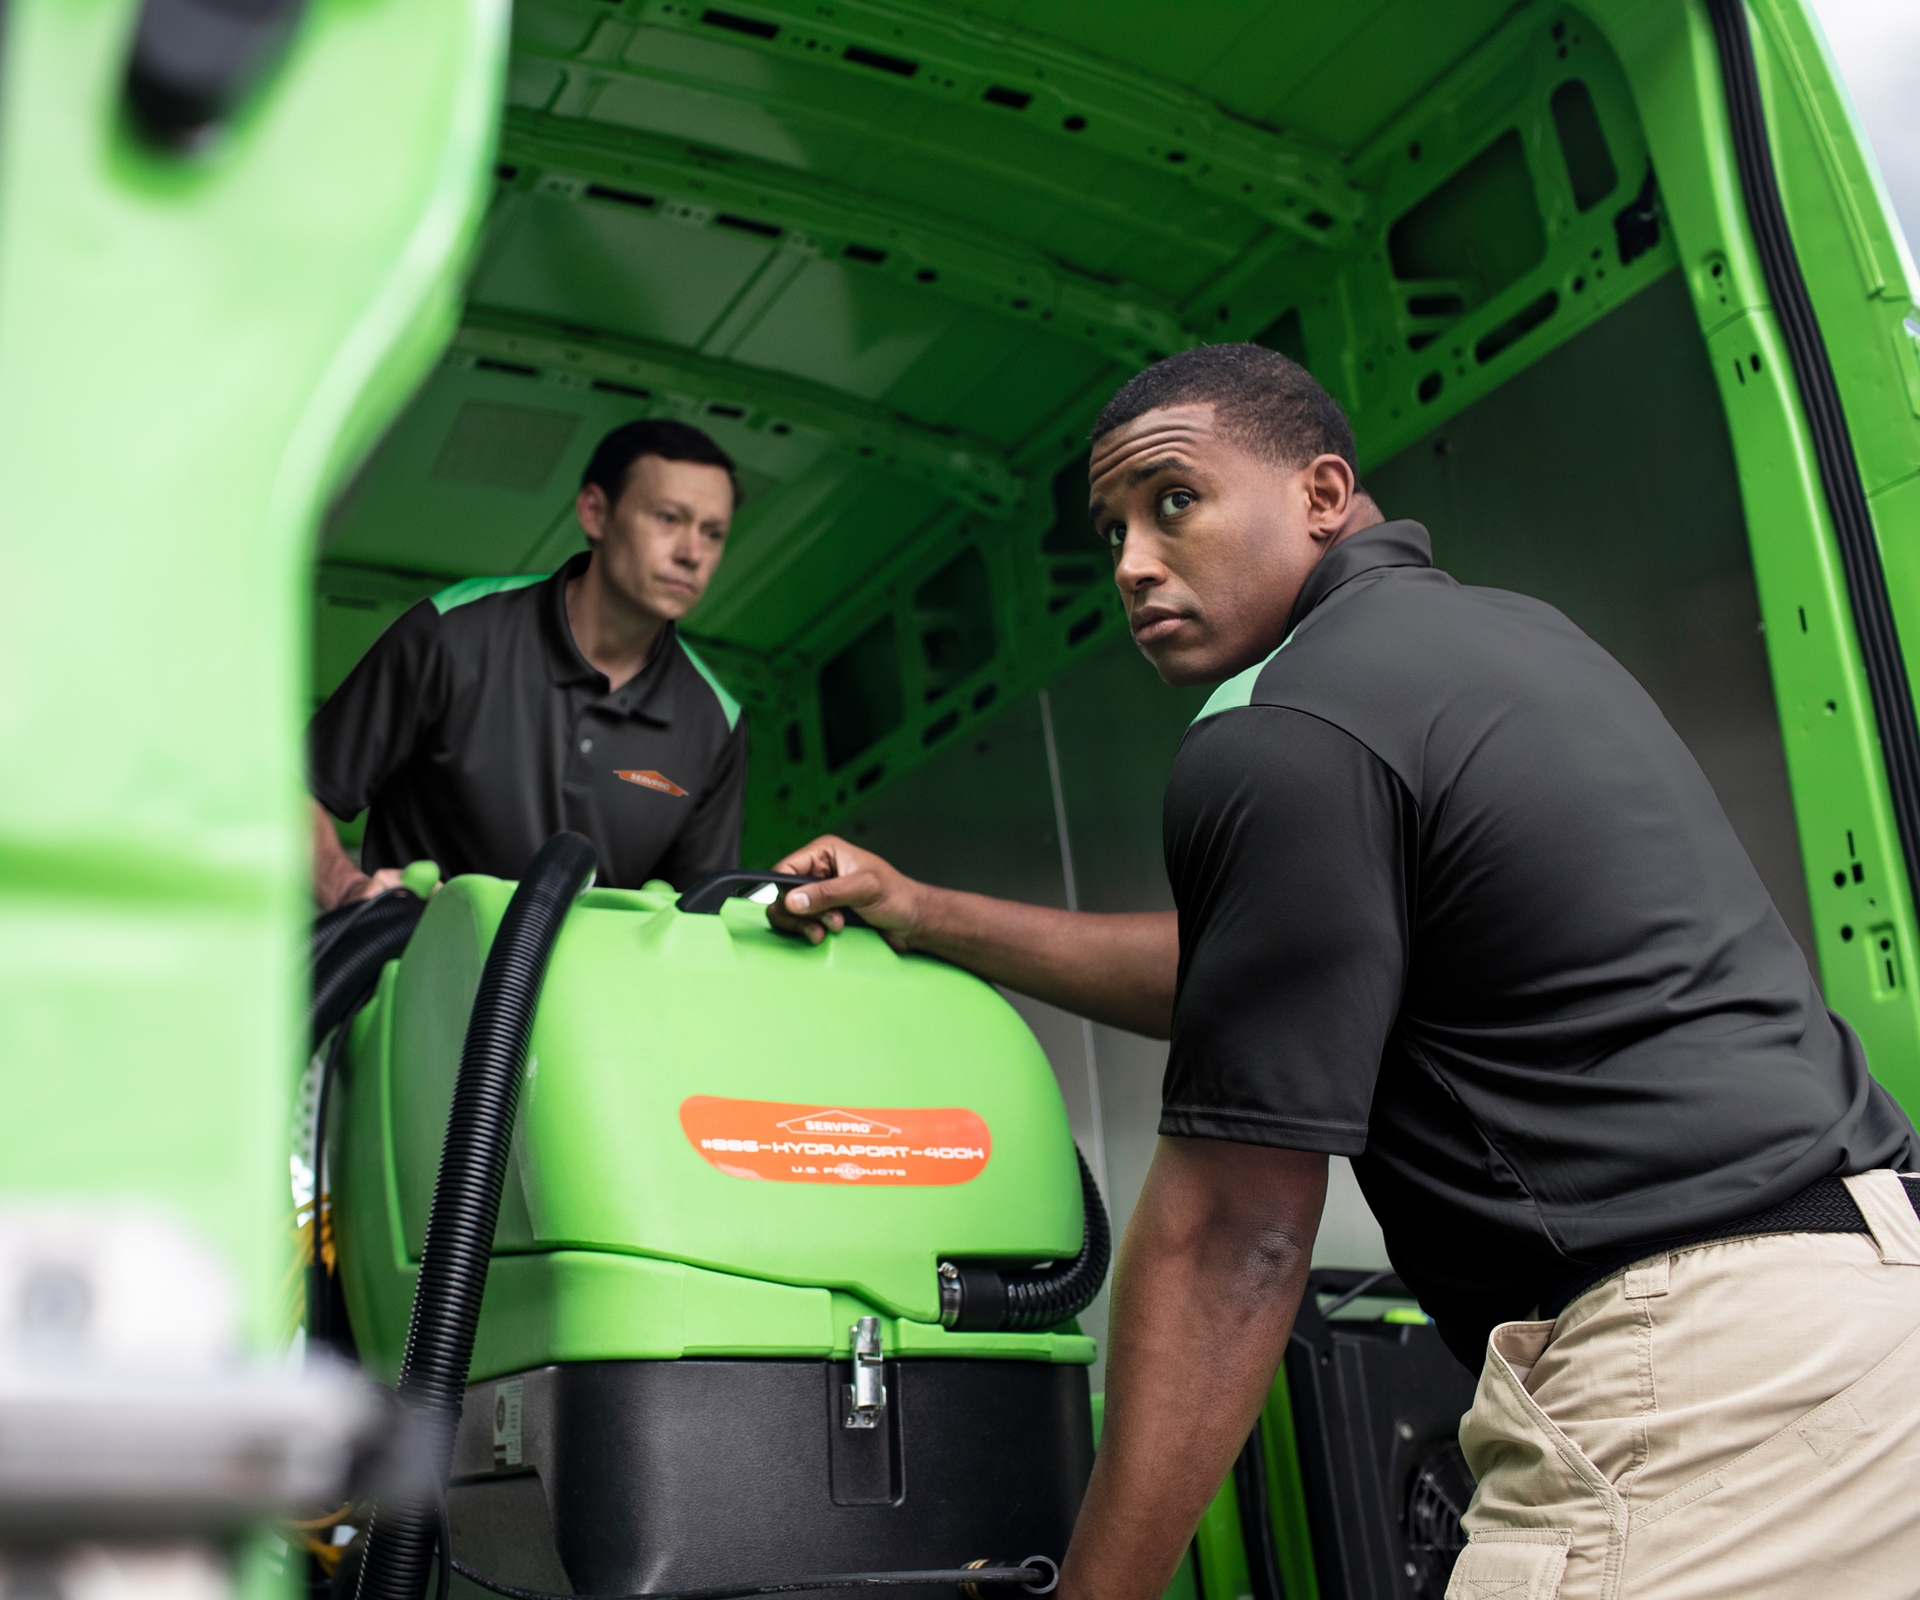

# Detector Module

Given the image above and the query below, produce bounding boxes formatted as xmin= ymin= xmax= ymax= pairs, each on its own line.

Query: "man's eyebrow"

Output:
xmin=1087 ymin=452 xmax=1194 ymax=522
xmin=1124 ymin=454 xmax=1192 ymax=488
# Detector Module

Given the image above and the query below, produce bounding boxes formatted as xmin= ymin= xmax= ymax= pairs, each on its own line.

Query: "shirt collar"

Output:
xmin=542 ymin=550 xmax=681 ymax=723
xmin=1283 ymin=519 xmax=1433 ymax=635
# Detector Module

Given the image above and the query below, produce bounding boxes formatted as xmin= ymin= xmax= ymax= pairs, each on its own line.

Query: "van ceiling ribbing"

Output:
xmin=318 ymin=0 xmax=1675 ymax=858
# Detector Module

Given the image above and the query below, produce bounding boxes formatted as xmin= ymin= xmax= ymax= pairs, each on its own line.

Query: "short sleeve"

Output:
xmin=308 ymin=600 xmax=449 ymax=820
xmin=653 ymin=715 xmax=748 ymax=889
xmin=1160 ymin=706 xmax=1413 ymax=1156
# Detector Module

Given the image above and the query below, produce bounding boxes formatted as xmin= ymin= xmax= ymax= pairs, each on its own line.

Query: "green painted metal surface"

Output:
xmin=1178 ymin=1373 xmax=1320 ymax=1600
xmin=1255 ymin=1373 xmax=1321 ymax=1600
xmin=0 ymin=0 xmax=507 ymax=1353
xmin=1190 ymin=1466 xmax=1255 ymax=1600
xmin=331 ymin=876 xmax=1090 ymax=1381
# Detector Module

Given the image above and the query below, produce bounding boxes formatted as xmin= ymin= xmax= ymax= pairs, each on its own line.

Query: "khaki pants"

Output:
xmin=1445 ymin=1171 xmax=1920 ymax=1600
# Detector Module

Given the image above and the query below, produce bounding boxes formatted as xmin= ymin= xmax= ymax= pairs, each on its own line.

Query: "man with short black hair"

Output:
xmin=311 ymin=418 xmax=747 ymax=905
xmin=773 ymin=344 xmax=1920 ymax=1598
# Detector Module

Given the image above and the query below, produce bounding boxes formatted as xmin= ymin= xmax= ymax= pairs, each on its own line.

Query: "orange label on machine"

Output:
xmin=680 ymin=1096 xmax=991 ymax=1185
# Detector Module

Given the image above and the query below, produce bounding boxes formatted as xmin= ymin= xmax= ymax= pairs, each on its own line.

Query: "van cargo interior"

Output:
xmin=3 ymin=3 xmax=1919 ymax=1600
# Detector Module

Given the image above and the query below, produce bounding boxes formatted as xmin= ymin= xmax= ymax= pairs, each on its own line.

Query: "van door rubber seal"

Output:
xmin=1705 ymin=0 xmax=1920 ymax=914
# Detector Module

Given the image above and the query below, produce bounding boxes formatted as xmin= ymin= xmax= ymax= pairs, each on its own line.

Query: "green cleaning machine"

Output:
xmin=315 ymin=835 xmax=1108 ymax=1600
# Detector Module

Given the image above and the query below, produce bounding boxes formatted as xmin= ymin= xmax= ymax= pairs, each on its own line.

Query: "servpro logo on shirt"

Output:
xmin=616 ymin=769 xmax=688 ymax=796
xmin=679 ymin=1095 xmax=990 ymax=1185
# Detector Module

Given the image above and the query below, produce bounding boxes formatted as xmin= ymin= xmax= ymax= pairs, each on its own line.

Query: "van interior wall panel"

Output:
xmin=1366 ymin=269 xmax=1818 ymax=959
xmin=1604 ymin=0 xmax=1920 ymax=1091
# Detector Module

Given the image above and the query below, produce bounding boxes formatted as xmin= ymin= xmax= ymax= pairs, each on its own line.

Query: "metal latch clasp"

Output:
xmin=842 ymin=1315 xmax=887 ymax=1429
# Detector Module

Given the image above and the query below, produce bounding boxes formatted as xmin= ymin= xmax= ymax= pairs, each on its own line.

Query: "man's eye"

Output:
xmin=1159 ymin=489 xmax=1196 ymax=517
xmin=1102 ymin=523 xmax=1125 ymax=549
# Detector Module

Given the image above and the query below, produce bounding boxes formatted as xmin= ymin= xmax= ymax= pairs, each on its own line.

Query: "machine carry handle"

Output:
xmin=677 ymin=869 xmax=869 ymax=925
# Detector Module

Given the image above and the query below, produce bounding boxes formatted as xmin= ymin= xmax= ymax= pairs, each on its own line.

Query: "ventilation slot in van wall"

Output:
xmin=1550 ymin=81 xmax=1619 ymax=211
xmin=819 ymin=617 xmax=903 ymax=772
xmin=1389 ymin=130 xmax=1546 ymax=348
xmin=1475 ymin=292 xmax=1559 ymax=365
xmin=915 ymin=548 xmax=995 ymax=703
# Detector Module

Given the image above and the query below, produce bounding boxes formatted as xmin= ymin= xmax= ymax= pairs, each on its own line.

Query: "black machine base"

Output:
xmin=448 ymin=1359 xmax=1094 ymax=1599
xmin=1285 ymin=1270 xmax=1480 ymax=1600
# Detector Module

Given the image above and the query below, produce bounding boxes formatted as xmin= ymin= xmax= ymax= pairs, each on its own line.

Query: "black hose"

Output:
xmin=448 ymin=1558 xmax=1060 ymax=1600
xmin=1231 ymin=1424 xmax=1287 ymax=1600
xmin=940 ymin=1145 xmax=1110 ymax=1332
xmin=353 ymin=832 xmax=598 ymax=1600
xmin=434 ymin=1501 xmax=451 ymax=1600
xmin=308 ymin=1006 xmax=360 ymax=1353
xmin=312 ymin=890 xmax=425 ymax=1049
xmin=309 ymin=890 xmax=426 ymax=1353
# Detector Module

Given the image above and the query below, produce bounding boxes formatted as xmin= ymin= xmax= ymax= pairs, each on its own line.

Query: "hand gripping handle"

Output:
xmin=676 ymin=870 xmax=868 ymax=926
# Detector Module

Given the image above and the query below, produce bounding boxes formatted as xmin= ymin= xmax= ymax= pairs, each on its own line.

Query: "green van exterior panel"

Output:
xmin=0 ymin=0 xmax=508 ymax=1361
xmin=1590 ymin=0 xmax=1920 ymax=1098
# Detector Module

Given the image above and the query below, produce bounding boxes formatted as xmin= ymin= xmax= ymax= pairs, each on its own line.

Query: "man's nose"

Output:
xmin=1112 ymin=528 xmax=1162 ymax=591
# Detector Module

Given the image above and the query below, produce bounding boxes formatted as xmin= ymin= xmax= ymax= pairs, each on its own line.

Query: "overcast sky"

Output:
xmin=1807 ymin=0 xmax=1920 ymax=264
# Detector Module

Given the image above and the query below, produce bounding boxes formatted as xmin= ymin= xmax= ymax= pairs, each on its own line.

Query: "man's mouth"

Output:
xmin=1130 ymin=606 xmax=1189 ymax=645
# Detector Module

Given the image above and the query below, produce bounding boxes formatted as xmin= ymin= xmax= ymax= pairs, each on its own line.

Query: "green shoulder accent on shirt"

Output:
xmin=430 ymin=572 xmax=549 ymax=614
xmin=1190 ymin=634 xmax=1293 ymax=726
xmin=678 ymin=638 xmax=742 ymax=732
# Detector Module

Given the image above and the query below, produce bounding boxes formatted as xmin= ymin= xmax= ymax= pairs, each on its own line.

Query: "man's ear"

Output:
xmin=575 ymin=483 xmax=610 ymax=545
xmin=1302 ymin=454 xmax=1357 ymax=541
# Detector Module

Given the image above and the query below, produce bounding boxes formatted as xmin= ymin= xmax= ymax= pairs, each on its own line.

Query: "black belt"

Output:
xmin=1540 ymin=1173 xmax=1920 ymax=1322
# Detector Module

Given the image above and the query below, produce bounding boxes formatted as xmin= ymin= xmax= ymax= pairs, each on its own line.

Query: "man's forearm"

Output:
xmin=769 ymin=835 xmax=1178 ymax=1037
xmin=313 ymin=800 xmax=368 ymax=909
xmin=905 ymin=893 xmax=1175 ymax=1037
xmin=1060 ymin=1139 xmax=1325 ymax=1600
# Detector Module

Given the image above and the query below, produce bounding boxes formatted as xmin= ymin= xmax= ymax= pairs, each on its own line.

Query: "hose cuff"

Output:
xmin=936 ymin=1145 xmax=1109 ymax=1333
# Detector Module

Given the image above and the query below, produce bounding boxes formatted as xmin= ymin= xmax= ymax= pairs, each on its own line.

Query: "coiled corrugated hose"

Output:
xmin=353 ymin=832 xmax=598 ymax=1600
xmin=939 ymin=1145 xmax=1110 ymax=1332
xmin=311 ymin=889 xmax=426 ymax=1049
xmin=309 ymin=888 xmax=428 ymax=1353
xmin=1002 ymin=1145 xmax=1110 ymax=1330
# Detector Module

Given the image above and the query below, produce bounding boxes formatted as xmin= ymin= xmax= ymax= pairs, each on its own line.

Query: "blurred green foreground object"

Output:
xmin=0 ymin=0 xmax=509 ymax=1587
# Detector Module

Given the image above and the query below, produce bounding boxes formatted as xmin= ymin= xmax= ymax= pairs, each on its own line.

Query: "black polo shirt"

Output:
xmin=310 ymin=553 xmax=746 ymax=890
xmin=1160 ymin=520 xmax=1917 ymax=1364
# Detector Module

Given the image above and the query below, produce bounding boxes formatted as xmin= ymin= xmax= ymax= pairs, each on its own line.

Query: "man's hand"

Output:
xmin=345 ymin=867 xmax=407 ymax=906
xmin=1058 ymin=1139 xmax=1326 ymax=1600
xmin=312 ymin=800 xmax=406 ymax=910
xmin=766 ymin=834 xmax=1179 ymax=1036
xmin=769 ymin=835 xmax=926 ymax=948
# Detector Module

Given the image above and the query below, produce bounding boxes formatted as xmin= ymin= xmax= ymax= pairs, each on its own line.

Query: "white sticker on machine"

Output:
xmin=493 ymin=1377 xmax=524 ymax=1467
